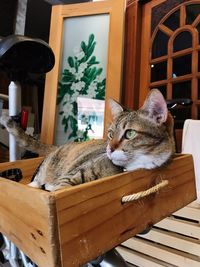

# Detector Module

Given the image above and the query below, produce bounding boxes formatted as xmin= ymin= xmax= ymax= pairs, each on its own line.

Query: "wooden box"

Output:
xmin=0 ymin=154 xmax=196 ymax=267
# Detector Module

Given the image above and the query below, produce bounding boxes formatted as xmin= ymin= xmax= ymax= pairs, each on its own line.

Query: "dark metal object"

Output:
xmin=83 ymin=249 xmax=129 ymax=267
xmin=166 ymin=98 xmax=193 ymax=110
xmin=0 ymin=34 xmax=55 ymax=80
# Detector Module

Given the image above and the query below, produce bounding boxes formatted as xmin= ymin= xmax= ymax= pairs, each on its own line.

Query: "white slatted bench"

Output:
xmin=117 ymin=203 xmax=200 ymax=267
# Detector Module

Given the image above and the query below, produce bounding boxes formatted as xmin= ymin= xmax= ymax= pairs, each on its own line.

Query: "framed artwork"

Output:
xmin=41 ymin=0 xmax=125 ymax=145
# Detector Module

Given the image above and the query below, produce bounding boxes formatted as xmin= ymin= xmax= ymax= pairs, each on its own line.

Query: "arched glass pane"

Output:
xmin=151 ymin=0 xmax=184 ymax=34
xmin=173 ymin=31 xmax=192 ymax=52
xmin=152 ymin=30 xmax=169 ymax=59
xmin=172 ymin=54 xmax=191 ymax=77
xmin=163 ymin=10 xmax=180 ymax=31
xmin=186 ymin=4 xmax=200 ymax=25
xmin=150 ymin=61 xmax=167 ymax=82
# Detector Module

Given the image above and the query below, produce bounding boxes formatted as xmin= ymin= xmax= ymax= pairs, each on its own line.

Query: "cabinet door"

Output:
xmin=139 ymin=0 xmax=200 ymax=150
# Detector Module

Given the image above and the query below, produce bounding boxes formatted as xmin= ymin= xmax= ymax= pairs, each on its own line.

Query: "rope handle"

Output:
xmin=121 ymin=180 xmax=169 ymax=203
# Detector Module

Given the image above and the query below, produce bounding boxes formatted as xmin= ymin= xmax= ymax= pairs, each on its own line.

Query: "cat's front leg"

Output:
xmin=28 ymin=180 xmax=42 ymax=189
xmin=44 ymin=183 xmax=72 ymax=192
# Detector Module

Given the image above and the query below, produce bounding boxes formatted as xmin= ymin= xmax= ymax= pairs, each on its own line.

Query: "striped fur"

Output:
xmin=0 ymin=89 xmax=175 ymax=191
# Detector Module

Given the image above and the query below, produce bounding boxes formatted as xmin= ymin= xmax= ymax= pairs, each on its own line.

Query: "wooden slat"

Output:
xmin=155 ymin=217 xmax=200 ymax=239
xmin=54 ymin=155 xmax=196 ymax=266
xmin=138 ymin=228 xmax=200 ymax=257
xmin=117 ymin=246 xmax=176 ymax=267
xmin=122 ymin=237 xmax=200 ymax=267
xmin=173 ymin=205 xmax=200 ymax=222
xmin=0 ymin=176 xmax=59 ymax=267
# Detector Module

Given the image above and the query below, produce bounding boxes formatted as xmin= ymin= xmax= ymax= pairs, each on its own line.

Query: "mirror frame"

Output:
xmin=41 ymin=0 xmax=125 ymax=144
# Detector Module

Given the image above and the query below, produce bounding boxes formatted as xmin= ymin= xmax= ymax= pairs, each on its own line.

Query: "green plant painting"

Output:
xmin=57 ymin=33 xmax=106 ymax=141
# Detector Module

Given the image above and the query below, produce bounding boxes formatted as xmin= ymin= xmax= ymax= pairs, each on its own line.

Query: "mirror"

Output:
xmin=41 ymin=0 xmax=125 ymax=145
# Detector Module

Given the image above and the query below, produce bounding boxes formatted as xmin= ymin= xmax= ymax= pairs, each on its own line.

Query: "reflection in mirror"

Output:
xmin=172 ymin=54 xmax=191 ymax=77
xmin=77 ymin=97 xmax=105 ymax=141
xmin=172 ymin=80 xmax=191 ymax=99
xmin=54 ymin=14 xmax=109 ymax=145
xmin=150 ymin=61 xmax=167 ymax=82
xmin=152 ymin=30 xmax=169 ymax=59
xmin=173 ymin=31 xmax=192 ymax=52
xmin=163 ymin=10 xmax=180 ymax=31
xmin=151 ymin=85 xmax=167 ymax=98
xmin=186 ymin=4 xmax=200 ymax=25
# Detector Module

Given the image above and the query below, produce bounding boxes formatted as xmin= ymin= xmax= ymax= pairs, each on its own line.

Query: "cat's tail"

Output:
xmin=0 ymin=114 xmax=57 ymax=156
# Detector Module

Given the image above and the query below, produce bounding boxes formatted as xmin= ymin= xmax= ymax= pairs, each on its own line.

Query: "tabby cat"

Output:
xmin=0 ymin=89 xmax=175 ymax=191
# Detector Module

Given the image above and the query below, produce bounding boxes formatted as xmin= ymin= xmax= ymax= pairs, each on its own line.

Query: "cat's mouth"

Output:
xmin=111 ymin=158 xmax=126 ymax=167
xmin=106 ymin=147 xmax=127 ymax=167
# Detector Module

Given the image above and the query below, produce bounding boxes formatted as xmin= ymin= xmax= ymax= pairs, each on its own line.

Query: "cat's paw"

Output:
xmin=0 ymin=113 xmax=11 ymax=128
xmin=28 ymin=181 xmax=41 ymax=189
xmin=45 ymin=183 xmax=71 ymax=191
xmin=44 ymin=184 xmax=56 ymax=191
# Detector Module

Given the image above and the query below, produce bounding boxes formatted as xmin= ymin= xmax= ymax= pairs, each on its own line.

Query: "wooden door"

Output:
xmin=139 ymin=0 xmax=200 ymax=151
xmin=122 ymin=0 xmax=142 ymax=110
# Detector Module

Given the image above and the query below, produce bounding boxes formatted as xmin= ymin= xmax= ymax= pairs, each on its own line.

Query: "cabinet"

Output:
xmin=123 ymin=0 xmax=200 ymax=151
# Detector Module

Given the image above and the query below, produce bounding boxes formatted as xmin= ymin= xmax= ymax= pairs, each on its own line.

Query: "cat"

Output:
xmin=0 ymin=89 xmax=175 ymax=191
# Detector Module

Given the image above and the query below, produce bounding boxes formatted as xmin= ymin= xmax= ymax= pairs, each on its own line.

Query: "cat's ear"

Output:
xmin=109 ymin=98 xmax=124 ymax=119
xmin=140 ymin=89 xmax=168 ymax=124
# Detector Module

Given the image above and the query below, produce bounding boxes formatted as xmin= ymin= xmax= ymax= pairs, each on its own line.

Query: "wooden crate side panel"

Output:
xmin=54 ymin=155 xmax=196 ymax=266
xmin=0 ymin=178 xmax=59 ymax=267
xmin=0 ymin=157 xmax=44 ymax=183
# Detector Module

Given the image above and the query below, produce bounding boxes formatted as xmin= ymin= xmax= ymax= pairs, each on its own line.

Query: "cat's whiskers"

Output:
xmin=125 ymin=150 xmax=172 ymax=171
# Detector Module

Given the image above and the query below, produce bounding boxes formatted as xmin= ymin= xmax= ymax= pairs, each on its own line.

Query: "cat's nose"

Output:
xmin=110 ymin=146 xmax=115 ymax=153
xmin=110 ymin=142 xmax=119 ymax=152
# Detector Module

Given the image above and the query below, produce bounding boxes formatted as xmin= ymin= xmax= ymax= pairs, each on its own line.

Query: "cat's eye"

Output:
xmin=124 ymin=129 xmax=136 ymax=140
xmin=107 ymin=131 xmax=114 ymax=140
